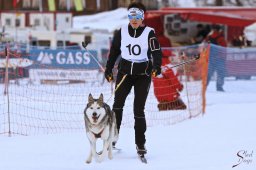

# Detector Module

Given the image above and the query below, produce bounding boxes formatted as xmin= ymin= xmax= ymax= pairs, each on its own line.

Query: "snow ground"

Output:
xmin=0 ymin=80 xmax=256 ymax=170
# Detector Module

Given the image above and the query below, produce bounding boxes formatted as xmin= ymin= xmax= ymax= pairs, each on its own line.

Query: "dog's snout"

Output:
xmin=92 ymin=112 xmax=97 ymax=117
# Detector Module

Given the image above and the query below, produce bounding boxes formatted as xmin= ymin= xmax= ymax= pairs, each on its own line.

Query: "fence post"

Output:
xmin=181 ymin=51 xmax=192 ymax=119
xmin=4 ymin=44 xmax=11 ymax=136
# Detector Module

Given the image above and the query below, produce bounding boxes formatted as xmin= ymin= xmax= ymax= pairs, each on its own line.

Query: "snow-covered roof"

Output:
xmin=73 ymin=8 xmax=128 ymax=33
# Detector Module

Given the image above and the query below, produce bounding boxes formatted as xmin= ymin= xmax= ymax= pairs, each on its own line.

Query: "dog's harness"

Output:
xmin=93 ymin=129 xmax=104 ymax=138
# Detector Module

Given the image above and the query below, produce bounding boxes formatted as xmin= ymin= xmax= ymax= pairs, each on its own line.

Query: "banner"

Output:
xmin=48 ymin=0 xmax=56 ymax=11
xmin=225 ymin=46 xmax=256 ymax=77
xmin=29 ymin=69 xmax=100 ymax=81
xmin=74 ymin=0 xmax=83 ymax=11
xmin=29 ymin=49 xmax=99 ymax=69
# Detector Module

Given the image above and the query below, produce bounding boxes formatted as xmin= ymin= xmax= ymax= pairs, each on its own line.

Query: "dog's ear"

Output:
xmin=98 ymin=93 xmax=103 ymax=105
xmin=88 ymin=93 xmax=94 ymax=103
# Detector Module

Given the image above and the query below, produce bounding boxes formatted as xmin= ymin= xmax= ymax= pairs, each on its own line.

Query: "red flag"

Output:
xmin=13 ymin=0 xmax=20 ymax=8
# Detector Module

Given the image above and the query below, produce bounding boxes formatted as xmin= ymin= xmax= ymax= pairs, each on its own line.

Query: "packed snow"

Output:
xmin=0 ymin=79 xmax=255 ymax=170
xmin=1 ymin=2 xmax=256 ymax=169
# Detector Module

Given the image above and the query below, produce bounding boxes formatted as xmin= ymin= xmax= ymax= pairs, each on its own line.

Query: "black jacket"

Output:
xmin=105 ymin=24 xmax=162 ymax=75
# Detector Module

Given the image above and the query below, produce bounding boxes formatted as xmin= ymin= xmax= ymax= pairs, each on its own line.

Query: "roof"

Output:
xmin=146 ymin=7 xmax=256 ymax=27
xmin=73 ymin=8 xmax=128 ymax=33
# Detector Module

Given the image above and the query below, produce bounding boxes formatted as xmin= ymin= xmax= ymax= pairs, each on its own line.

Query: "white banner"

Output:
xmin=29 ymin=69 xmax=101 ymax=82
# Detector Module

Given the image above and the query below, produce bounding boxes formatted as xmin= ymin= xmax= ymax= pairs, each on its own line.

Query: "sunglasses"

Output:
xmin=128 ymin=14 xmax=143 ymax=20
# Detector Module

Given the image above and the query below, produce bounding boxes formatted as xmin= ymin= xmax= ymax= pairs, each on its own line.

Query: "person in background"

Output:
xmin=191 ymin=24 xmax=210 ymax=44
xmin=231 ymin=34 xmax=250 ymax=48
xmin=205 ymin=24 xmax=227 ymax=92
xmin=153 ymin=53 xmax=187 ymax=111
xmin=149 ymin=23 xmax=187 ymax=111
xmin=104 ymin=2 xmax=162 ymax=155
xmin=144 ymin=14 xmax=186 ymax=111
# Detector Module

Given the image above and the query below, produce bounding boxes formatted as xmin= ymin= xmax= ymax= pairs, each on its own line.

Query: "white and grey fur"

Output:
xmin=84 ymin=93 xmax=118 ymax=163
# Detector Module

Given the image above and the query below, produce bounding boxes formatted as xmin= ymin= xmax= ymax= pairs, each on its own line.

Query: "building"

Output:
xmin=0 ymin=0 xmax=160 ymax=15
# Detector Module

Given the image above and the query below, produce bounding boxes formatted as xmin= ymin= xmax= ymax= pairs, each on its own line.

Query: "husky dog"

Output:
xmin=84 ymin=93 xmax=118 ymax=163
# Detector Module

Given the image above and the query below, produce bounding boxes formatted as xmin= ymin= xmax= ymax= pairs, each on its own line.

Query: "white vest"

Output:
xmin=121 ymin=25 xmax=153 ymax=63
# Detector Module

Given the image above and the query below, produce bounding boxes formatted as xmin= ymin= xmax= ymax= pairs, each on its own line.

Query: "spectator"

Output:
xmin=205 ymin=24 xmax=227 ymax=92
xmin=144 ymin=14 xmax=186 ymax=110
xmin=153 ymin=54 xmax=187 ymax=110
xmin=192 ymin=24 xmax=210 ymax=44
xmin=156 ymin=32 xmax=186 ymax=109
xmin=232 ymin=35 xmax=246 ymax=48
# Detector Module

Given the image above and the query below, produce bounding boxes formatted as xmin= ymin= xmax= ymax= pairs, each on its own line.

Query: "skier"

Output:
xmin=104 ymin=1 xmax=162 ymax=162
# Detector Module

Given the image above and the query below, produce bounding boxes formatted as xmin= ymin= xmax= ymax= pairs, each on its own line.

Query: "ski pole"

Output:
xmin=82 ymin=41 xmax=105 ymax=72
xmin=169 ymin=54 xmax=200 ymax=69
xmin=82 ymin=41 xmax=118 ymax=104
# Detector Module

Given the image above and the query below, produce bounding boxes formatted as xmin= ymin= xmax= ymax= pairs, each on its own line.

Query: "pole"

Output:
xmin=63 ymin=31 xmax=66 ymax=49
xmin=82 ymin=42 xmax=105 ymax=72
xmin=15 ymin=18 xmax=18 ymax=42
xmin=181 ymin=53 xmax=192 ymax=119
xmin=169 ymin=54 xmax=200 ymax=69
xmin=39 ymin=0 xmax=43 ymax=12
xmin=4 ymin=45 xmax=11 ymax=136
xmin=15 ymin=4 xmax=18 ymax=42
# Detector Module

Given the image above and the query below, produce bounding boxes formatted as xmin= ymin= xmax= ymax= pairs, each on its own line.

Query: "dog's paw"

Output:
xmin=86 ymin=153 xmax=93 ymax=164
xmin=85 ymin=159 xmax=92 ymax=164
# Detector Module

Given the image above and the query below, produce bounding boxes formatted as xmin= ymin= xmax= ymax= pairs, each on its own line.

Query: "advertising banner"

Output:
xmin=29 ymin=69 xmax=101 ymax=82
xmin=29 ymin=49 xmax=99 ymax=69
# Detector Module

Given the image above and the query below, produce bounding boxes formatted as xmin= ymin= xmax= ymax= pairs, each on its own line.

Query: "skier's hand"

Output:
xmin=176 ymin=84 xmax=184 ymax=92
xmin=151 ymin=67 xmax=161 ymax=77
xmin=104 ymin=69 xmax=113 ymax=82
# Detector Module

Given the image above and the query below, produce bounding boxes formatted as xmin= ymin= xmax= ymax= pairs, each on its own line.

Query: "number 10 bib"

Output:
xmin=121 ymin=25 xmax=153 ymax=62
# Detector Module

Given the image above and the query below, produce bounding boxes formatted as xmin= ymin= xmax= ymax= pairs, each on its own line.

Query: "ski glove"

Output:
xmin=176 ymin=84 xmax=184 ymax=92
xmin=151 ymin=66 xmax=161 ymax=77
xmin=104 ymin=69 xmax=113 ymax=82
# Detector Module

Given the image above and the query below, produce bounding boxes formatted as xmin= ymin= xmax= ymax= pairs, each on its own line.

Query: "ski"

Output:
xmin=138 ymin=154 xmax=147 ymax=164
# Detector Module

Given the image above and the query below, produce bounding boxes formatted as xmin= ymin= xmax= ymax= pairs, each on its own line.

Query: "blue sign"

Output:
xmin=29 ymin=49 xmax=99 ymax=69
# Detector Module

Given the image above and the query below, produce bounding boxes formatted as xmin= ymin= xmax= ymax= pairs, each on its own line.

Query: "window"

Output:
xmin=65 ymin=17 xmax=69 ymax=23
xmin=173 ymin=22 xmax=181 ymax=29
xmin=38 ymin=40 xmax=51 ymax=47
xmin=167 ymin=17 xmax=173 ymax=22
xmin=34 ymin=19 xmax=40 ymax=26
xmin=181 ymin=28 xmax=188 ymax=34
xmin=174 ymin=14 xmax=180 ymax=20
xmin=15 ymin=19 xmax=21 ymax=27
xmin=5 ymin=19 xmax=11 ymax=26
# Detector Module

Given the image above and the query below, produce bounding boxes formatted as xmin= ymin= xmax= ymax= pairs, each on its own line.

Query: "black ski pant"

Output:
xmin=113 ymin=72 xmax=151 ymax=146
